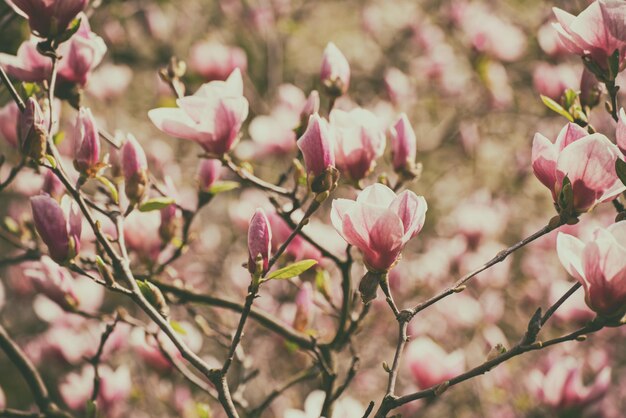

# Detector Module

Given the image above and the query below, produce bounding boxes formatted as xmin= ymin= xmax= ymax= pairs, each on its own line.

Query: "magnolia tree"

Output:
xmin=2 ymin=0 xmax=626 ymax=417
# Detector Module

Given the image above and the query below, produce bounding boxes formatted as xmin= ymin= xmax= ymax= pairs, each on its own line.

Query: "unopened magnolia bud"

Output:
xmin=159 ymin=203 xmax=178 ymax=243
xmin=247 ymin=208 xmax=272 ymax=277
xmin=320 ymin=42 xmax=350 ymax=97
xmin=390 ymin=113 xmax=417 ymax=176
xmin=139 ymin=281 xmax=170 ymax=319
xmin=30 ymin=195 xmax=82 ymax=264
xmin=95 ymin=255 xmax=115 ymax=285
xmin=72 ymin=107 xmax=101 ymax=175
xmin=300 ymin=90 xmax=320 ymax=129
xmin=19 ymin=97 xmax=48 ymax=161
xmin=197 ymin=158 xmax=222 ymax=192
xmin=122 ymin=134 xmax=148 ymax=204
xmin=359 ymin=271 xmax=382 ymax=304
xmin=310 ymin=166 xmax=339 ymax=194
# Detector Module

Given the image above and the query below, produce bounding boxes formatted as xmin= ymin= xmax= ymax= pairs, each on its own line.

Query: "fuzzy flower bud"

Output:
xmin=390 ymin=113 xmax=418 ymax=176
xmin=122 ymin=134 xmax=148 ymax=204
xmin=247 ymin=208 xmax=272 ymax=277
xmin=297 ymin=114 xmax=335 ymax=179
xmin=30 ymin=195 xmax=82 ymax=264
xmin=320 ymin=42 xmax=350 ymax=96
xmin=19 ymin=97 xmax=48 ymax=161
xmin=72 ymin=107 xmax=101 ymax=175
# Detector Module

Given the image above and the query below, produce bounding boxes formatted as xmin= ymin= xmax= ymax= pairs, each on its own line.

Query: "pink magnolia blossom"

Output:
xmin=189 ymin=40 xmax=247 ymax=81
xmin=60 ymin=365 xmax=131 ymax=413
xmin=297 ymin=113 xmax=335 ymax=177
xmin=531 ymin=123 xmax=624 ymax=214
xmin=23 ymin=256 xmax=79 ymax=310
xmin=330 ymin=108 xmax=386 ymax=182
xmin=31 ymin=195 xmax=82 ymax=263
xmin=7 ymin=0 xmax=88 ymax=38
xmin=0 ymin=38 xmax=51 ymax=82
xmin=86 ymin=64 xmax=133 ymax=101
xmin=384 ymin=67 xmax=414 ymax=106
xmin=390 ymin=113 xmax=417 ymax=174
xmin=121 ymin=134 xmax=148 ymax=203
xmin=532 ymin=63 xmax=580 ymax=100
xmin=248 ymin=208 xmax=272 ymax=275
xmin=149 ymin=69 xmax=249 ymax=155
xmin=528 ymin=355 xmax=611 ymax=410
xmin=406 ymin=337 xmax=465 ymax=389
xmin=72 ymin=107 xmax=100 ymax=173
xmin=197 ymin=158 xmax=222 ymax=191
xmin=537 ymin=21 xmax=570 ymax=57
xmin=0 ymin=101 xmax=19 ymax=148
xmin=320 ymin=42 xmax=350 ymax=96
xmin=553 ymin=1 xmax=626 ymax=71
xmin=331 ymin=183 xmax=427 ymax=272
xmin=557 ymin=222 xmax=626 ymax=316
xmin=124 ymin=211 xmax=162 ymax=261
xmin=57 ymin=16 xmax=107 ymax=86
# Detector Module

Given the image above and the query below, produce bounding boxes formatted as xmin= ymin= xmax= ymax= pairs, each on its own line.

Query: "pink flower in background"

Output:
xmin=533 ymin=63 xmax=580 ymax=100
xmin=384 ymin=68 xmax=414 ymax=106
xmin=248 ymin=208 xmax=272 ymax=275
xmin=31 ymin=195 xmax=82 ymax=263
xmin=7 ymin=0 xmax=88 ymax=38
xmin=57 ymin=16 xmax=107 ymax=86
xmin=537 ymin=21 xmax=570 ymax=57
xmin=330 ymin=108 xmax=386 ymax=182
xmin=0 ymin=101 xmax=19 ymax=148
xmin=121 ymin=134 xmax=148 ymax=203
xmin=553 ymin=1 xmax=626 ymax=71
xmin=86 ymin=64 xmax=133 ymax=101
xmin=23 ymin=256 xmax=79 ymax=310
xmin=124 ymin=211 xmax=162 ymax=261
xmin=149 ymin=69 xmax=249 ymax=155
xmin=197 ymin=158 xmax=222 ymax=191
xmin=297 ymin=113 xmax=335 ymax=177
xmin=331 ymin=183 xmax=427 ymax=272
xmin=532 ymin=123 xmax=624 ymax=213
xmin=390 ymin=113 xmax=417 ymax=174
xmin=549 ymin=280 xmax=595 ymax=323
xmin=0 ymin=38 xmax=52 ymax=82
xmin=557 ymin=222 xmax=626 ymax=316
xmin=189 ymin=40 xmax=247 ymax=81
xmin=248 ymin=112 xmax=297 ymax=156
xmin=320 ymin=42 xmax=350 ymax=96
xmin=528 ymin=355 xmax=611 ymax=410
xmin=266 ymin=211 xmax=323 ymax=263
xmin=60 ymin=365 xmax=131 ymax=413
xmin=406 ymin=337 xmax=465 ymax=389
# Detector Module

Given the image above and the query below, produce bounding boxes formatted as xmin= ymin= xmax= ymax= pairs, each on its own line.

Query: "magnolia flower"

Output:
xmin=528 ymin=355 xmax=611 ymax=410
xmin=23 ymin=256 xmax=79 ymax=309
xmin=248 ymin=208 xmax=272 ymax=276
xmin=553 ymin=1 xmax=626 ymax=71
xmin=0 ymin=39 xmax=51 ymax=82
xmin=149 ymin=69 xmax=249 ymax=155
xmin=329 ymin=108 xmax=385 ymax=182
xmin=297 ymin=114 xmax=335 ymax=177
xmin=189 ymin=40 xmax=247 ymax=81
xmin=57 ymin=16 xmax=107 ymax=86
xmin=31 ymin=195 xmax=82 ymax=264
xmin=197 ymin=158 xmax=222 ymax=191
xmin=121 ymin=134 xmax=148 ymax=203
xmin=406 ymin=337 xmax=465 ymax=389
xmin=0 ymin=101 xmax=19 ymax=148
xmin=531 ymin=123 xmax=624 ymax=214
xmin=331 ymin=183 xmax=427 ymax=272
xmin=320 ymin=42 xmax=350 ymax=96
xmin=7 ymin=0 xmax=88 ymax=38
xmin=557 ymin=222 xmax=626 ymax=316
xmin=532 ymin=63 xmax=580 ymax=101
xmin=72 ymin=107 xmax=100 ymax=174
xmin=390 ymin=113 xmax=417 ymax=175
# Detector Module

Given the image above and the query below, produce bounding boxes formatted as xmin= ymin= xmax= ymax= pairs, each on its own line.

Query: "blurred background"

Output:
xmin=1 ymin=0 xmax=625 ymax=417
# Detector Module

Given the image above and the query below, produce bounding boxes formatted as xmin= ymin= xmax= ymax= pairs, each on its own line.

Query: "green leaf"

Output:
xmin=563 ymin=88 xmax=578 ymax=110
xmin=138 ymin=197 xmax=175 ymax=212
xmin=20 ymin=82 xmax=40 ymax=98
xmin=45 ymin=154 xmax=57 ymax=169
xmin=207 ymin=181 xmax=240 ymax=195
xmin=558 ymin=175 xmax=574 ymax=215
xmin=196 ymin=403 xmax=212 ymax=418
xmin=616 ymin=159 xmax=626 ymax=187
xmin=540 ymin=95 xmax=574 ymax=122
xmin=609 ymin=49 xmax=620 ymax=80
xmin=53 ymin=131 xmax=65 ymax=146
xmin=86 ymin=399 xmax=97 ymax=418
xmin=264 ymin=260 xmax=318 ymax=281
xmin=170 ymin=320 xmax=188 ymax=335
xmin=95 ymin=176 xmax=119 ymax=204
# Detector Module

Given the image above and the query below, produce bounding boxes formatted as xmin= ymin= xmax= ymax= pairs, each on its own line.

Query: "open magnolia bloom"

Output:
xmin=331 ymin=183 xmax=427 ymax=272
xmin=531 ymin=123 xmax=624 ymax=215
xmin=148 ymin=69 xmax=249 ymax=155
xmin=557 ymin=222 xmax=626 ymax=316
xmin=552 ymin=0 xmax=626 ymax=72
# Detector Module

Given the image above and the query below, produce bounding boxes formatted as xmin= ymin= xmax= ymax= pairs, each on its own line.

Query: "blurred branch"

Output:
xmin=0 ymin=159 xmax=26 ymax=193
xmin=0 ymin=323 xmax=73 ymax=418
xmin=221 ymin=155 xmax=293 ymax=198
